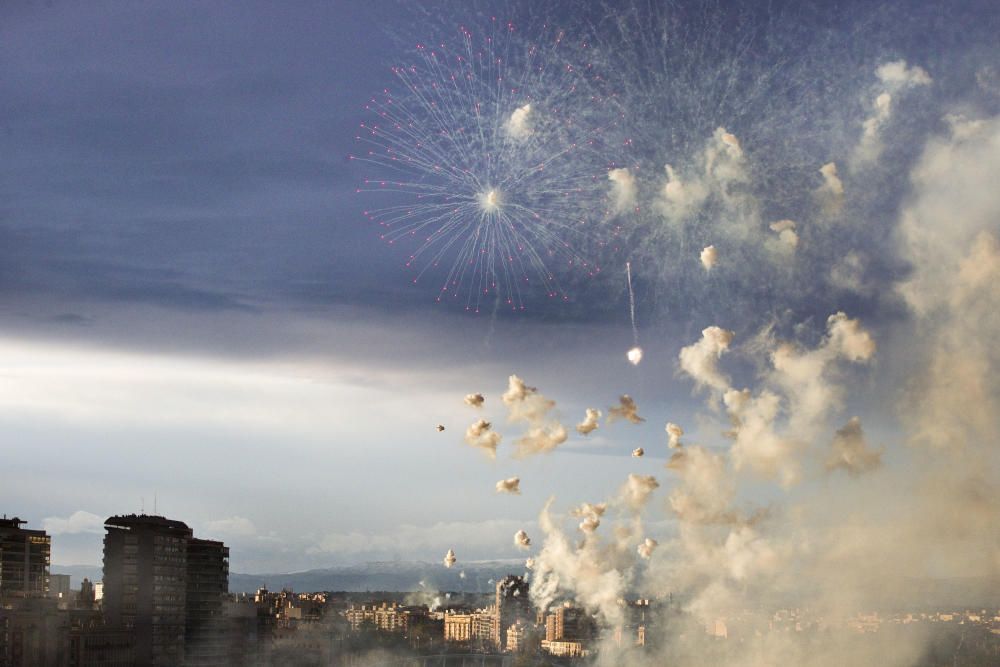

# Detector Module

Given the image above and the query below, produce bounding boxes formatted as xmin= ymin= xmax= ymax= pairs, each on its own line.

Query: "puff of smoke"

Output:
xmin=637 ymin=537 xmax=658 ymax=559
xmin=607 ymin=394 xmax=644 ymax=424
xmin=495 ymin=477 xmax=521 ymax=494
xmin=514 ymin=423 xmax=568 ymax=458
xmin=657 ymin=164 xmax=709 ymax=222
xmin=619 ymin=474 xmax=659 ymax=512
xmin=576 ymin=408 xmax=601 ymax=434
xmin=525 ymin=557 xmax=535 ymax=570
xmin=632 ymin=447 xmax=644 ymax=457
xmin=463 ymin=393 xmax=485 ymax=408
xmin=502 ymin=374 xmax=555 ymax=424
xmin=678 ymin=326 xmax=734 ymax=394
xmin=769 ymin=219 xmax=799 ymax=251
xmin=816 ymin=161 xmax=845 ymax=215
xmin=855 ymin=60 xmax=932 ymax=165
xmin=626 ymin=346 xmax=643 ymax=365
xmin=666 ymin=422 xmax=684 ymax=449
xmin=608 ymin=168 xmax=637 ymax=215
xmin=826 ymin=417 xmax=881 ymax=476
xmin=504 ymin=103 xmax=533 ymax=140
xmin=514 ymin=529 xmax=532 ymax=550
xmin=700 ymin=245 xmax=718 ymax=271
xmin=443 ymin=549 xmax=456 ymax=568
xmin=464 ymin=419 xmax=501 ymax=459
xmin=572 ymin=502 xmax=607 ymax=533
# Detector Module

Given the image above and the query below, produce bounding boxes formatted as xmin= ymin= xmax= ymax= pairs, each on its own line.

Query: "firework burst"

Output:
xmin=353 ymin=18 xmax=617 ymax=312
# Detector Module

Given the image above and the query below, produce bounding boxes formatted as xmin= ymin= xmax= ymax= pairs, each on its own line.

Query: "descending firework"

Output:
xmin=625 ymin=261 xmax=643 ymax=364
xmin=354 ymin=18 xmax=616 ymax=312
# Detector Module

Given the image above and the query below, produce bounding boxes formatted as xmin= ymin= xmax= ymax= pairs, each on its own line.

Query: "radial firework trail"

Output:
xmin=353 ymin=19 xmax=615 ymax=312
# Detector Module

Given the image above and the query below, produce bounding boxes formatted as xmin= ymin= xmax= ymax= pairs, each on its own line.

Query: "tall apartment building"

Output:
xmin=494 ymin=575 xmax=531 ymax=650
xmin=0 ymin=517 xmax=50 ymax=600
xmin=184 ymin=538 xmax=229 ymax=666
xmin=102 ymin=515 xmax=230 ymax=666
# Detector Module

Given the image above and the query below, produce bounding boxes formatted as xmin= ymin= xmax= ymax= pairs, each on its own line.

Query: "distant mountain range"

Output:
xmin=51 ymin=562 xmax=997 ymax=606
xmin=53 ymin=559 xmax=529 ymax=594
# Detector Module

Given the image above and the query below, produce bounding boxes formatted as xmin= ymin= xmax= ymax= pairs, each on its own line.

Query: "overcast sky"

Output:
xmin=1 ymin=0 xmax=996 ymax=574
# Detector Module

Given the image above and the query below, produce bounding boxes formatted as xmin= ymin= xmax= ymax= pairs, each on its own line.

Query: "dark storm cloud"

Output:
xmin=0 ymin=0 xmax=407 ymax=321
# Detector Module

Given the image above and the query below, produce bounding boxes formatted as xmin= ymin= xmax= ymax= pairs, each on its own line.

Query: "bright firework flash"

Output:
xmin=353 ymin=17 xmax=620 ymax=313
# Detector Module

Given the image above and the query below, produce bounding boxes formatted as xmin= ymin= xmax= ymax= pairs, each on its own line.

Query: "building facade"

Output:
xmin=0 ymin=517 xmax=50 ymax=600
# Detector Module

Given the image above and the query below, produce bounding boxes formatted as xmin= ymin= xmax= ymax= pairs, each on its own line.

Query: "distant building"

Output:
xmin=0 ymin=516 xmax=51 ymax=600
xmin=49 ymin=573 xmax=71 ymax=601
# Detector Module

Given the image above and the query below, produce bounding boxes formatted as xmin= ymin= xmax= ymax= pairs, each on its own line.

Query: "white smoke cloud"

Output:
xmin=678 ymin=326 xmax=734 ymax=394
xmin=855 ymin=60 xmax=932 ymax=165
xmin=700 ymin=245 xmax=718 ymax=270
xmin=443 ymin=548 xmax=457 ymax=568
xmin=464 ymin=418 xmax=501 ymax=458
xmin=632 ymin=447 xmax=644 ymax=457
xmin=514 ymin=529 xmax=532 ymax=550
xmin=637 ymin=537 xmax=658 ymax=559
xmin=619 ymin=474 xmax=659 ymax=511
xmin=515 ymin=422 xmax=568 ymax=458
xmin=502 ymin=375 xmax=555 ymax=424
xmin=464 ymin=392 xmax=485 ymax=408
xmin=654 ymin=128 xmax=747 ymax=225
xmin=572 ymin=502 xmax=607 ymax=533
xmin=495 ymin=476 xmax=521 ymax=494
xmin=768 ymin=219 xmax=798 ymax=252
xmin=656 ymin=164 xmax=709 ymax=222
xmin=505 ymin=103 xmax=533 ymax=139
xmin=816 ymin=161 xmax=845 ymax=214
xmin=607 ymin=394 xmax=644 ymax=424
xmin=576 ymin=407 xmax=601 ymax=434
xmin=608 ymin=168 xmax=638 ymax=215
xmin=666 ymin=422 xmax=684 ymax=449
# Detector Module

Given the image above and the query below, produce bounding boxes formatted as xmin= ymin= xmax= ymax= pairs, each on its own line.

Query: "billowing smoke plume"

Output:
xmin=464 ymin=392 xmax=485 ymax=408
xmin=443 ymin=549 xmax=456 ymax=568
